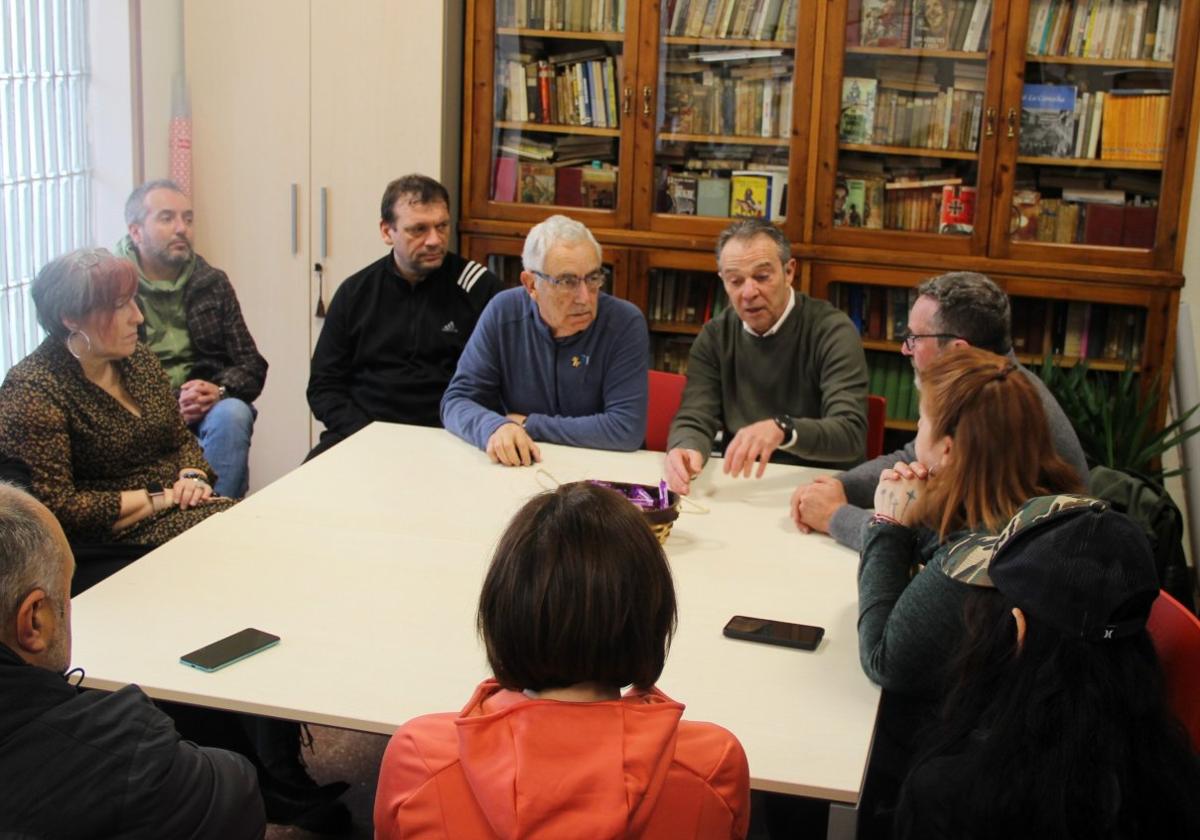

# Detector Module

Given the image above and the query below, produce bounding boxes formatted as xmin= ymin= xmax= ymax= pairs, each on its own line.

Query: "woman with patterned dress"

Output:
xmin=0 ymin=248 xmax=234 ymax=547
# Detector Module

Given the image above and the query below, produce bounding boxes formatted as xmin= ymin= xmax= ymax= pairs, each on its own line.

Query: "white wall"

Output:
xmin=87 ymin=0 xmax=135 ymax=246
xmin=137 ymin=0 xmax=183 ymax=182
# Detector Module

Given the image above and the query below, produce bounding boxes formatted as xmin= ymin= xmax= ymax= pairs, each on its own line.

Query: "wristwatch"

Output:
xmin=217 ymin=385 xmax=227 ymax=399
xmin=146 ymin=481 xmax=166 ymax=512
xmin=773 ymin=414 xmax=797 ymax=448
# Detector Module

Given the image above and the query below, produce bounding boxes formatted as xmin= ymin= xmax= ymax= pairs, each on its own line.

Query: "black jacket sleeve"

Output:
xmin=307 ymin=280 xmax=373 ymax=438
xmin=125 ymin=701 xmax=265 ymax=839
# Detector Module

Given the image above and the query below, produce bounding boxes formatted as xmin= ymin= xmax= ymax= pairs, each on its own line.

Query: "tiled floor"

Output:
xmin=266 ymin=725 xmax=388 ymax=839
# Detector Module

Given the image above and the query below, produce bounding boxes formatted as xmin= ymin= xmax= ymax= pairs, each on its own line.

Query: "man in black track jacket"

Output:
xmin=306 ymin=174 xmax=502 ymax=460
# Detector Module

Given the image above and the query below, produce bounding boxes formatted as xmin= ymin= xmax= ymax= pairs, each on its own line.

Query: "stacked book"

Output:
xmin=498 ymin=0 xmax=627 ymax=32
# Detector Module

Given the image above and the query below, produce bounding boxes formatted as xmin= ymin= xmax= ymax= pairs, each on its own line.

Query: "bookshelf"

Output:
xmin=461 ymin=0 xmax=1198 ymax=433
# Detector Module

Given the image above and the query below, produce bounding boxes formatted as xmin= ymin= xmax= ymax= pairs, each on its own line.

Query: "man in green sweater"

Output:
xmin=665 ymin=220 xmax=869 ymax=494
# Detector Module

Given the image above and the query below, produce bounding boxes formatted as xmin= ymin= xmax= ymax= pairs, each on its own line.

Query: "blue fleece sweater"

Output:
xmin=440 ymin=288 xmax=649 ymax=452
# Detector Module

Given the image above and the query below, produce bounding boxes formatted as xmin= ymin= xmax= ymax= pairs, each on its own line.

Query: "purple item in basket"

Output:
xmin=658 ymin=479 xmax=669 ymax=510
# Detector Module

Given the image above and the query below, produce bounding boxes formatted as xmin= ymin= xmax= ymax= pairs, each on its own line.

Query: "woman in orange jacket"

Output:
xmin=374 ymin=481 xmax=750 ymax=839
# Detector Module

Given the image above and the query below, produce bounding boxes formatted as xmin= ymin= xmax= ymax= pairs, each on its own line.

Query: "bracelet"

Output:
xmin=872 ymin=513 xmax=903 ymax=526
xmin=180 ymin=469 xmax=208 ymax=481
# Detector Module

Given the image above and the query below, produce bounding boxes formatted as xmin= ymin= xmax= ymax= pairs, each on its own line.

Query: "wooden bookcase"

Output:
xmin=460 ymin=0 xmax=1198 ymax=432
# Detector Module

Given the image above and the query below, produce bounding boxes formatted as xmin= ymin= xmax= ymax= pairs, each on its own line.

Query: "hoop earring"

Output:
xmin=66 ymin=329 xmax=92 ymax=360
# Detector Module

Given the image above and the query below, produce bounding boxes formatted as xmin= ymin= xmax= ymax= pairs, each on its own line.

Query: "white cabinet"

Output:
xmin=184 ymin=0 xmax=463 ymax=489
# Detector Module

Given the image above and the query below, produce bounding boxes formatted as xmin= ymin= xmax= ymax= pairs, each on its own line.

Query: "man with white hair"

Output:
xmin=0 ymin=482 xmax=265 ymax=836
xmin=441 ymin=215 xmax=648 ymax=465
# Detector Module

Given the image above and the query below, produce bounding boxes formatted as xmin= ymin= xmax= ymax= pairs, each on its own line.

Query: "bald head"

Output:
xmin=0 ymin=483 xmax=74 ymax=670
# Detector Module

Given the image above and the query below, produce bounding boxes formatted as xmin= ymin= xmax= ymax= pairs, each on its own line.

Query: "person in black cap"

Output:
xmin=894 ymin=495 xmax=1200 ymax=839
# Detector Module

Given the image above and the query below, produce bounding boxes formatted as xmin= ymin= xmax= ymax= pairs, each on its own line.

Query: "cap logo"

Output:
xmin=1103 ymin=627 xmax=1114 ymax=640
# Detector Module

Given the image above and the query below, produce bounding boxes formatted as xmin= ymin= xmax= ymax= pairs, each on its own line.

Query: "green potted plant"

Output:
xmin=1038 ymin=357 xmax=1200 ymax=479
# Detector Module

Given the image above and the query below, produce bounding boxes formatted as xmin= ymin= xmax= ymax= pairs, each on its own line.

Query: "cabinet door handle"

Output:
xmin=985 ymin=107 xmax=996 ymax=138
xmin=1006 ymin=108 xmax=1017 ymax=139
xmin=642 ymin=85 xmax=652 ymax=116
xmin=319 ymin=186 xmax=328 ymax=259
xmin=290 ymin=183 xmax=298 ymax=254
xmin=623 ymin=86 xmax=632 ymax=116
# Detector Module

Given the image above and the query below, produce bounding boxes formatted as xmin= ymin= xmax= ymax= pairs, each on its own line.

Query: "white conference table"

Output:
xmin=72 ymin=423 xmax=880 ymax=806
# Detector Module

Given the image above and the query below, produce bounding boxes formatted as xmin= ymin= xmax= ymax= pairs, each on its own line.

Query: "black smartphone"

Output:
xmin=180 ymin=628 xmax=281 ymax=672
xmin=723 ymin=615 xmax=825 ymax=651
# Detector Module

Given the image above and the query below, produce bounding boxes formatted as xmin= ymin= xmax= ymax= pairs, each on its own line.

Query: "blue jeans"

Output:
xmin=193 ymin=398 xmax=256 ymax=498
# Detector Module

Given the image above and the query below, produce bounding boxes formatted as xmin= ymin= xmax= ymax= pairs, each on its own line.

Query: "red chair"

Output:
xmin=645 ymin=370 xmax=687 ymax=452
xmin=1147 ymin=590 xmax=1200 ymax=751
xmin=867 ymin=395 xmax=887 ymax=461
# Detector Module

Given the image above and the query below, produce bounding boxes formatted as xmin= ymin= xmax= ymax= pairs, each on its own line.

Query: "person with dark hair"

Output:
xmin=441 ymin=214 xmax=648 ymax=463
xmin=116 ymin=179 xmax=268 ymax=499
xmin=0 ymin=482 xmax=266 ymax=837
xmin=306 ymin=173 xmax=503 ymax=460
xmin=373 ymin=482 xmax=750 ymax=839
xmin=851 ymin=346 xmax=1084 ymax=836
xmin=0 ymin=248 xmax=235 ymax=547
xmin=665 ymin=219 xmax=869 ymax=494
xmin=896 ymin=496 xmax=1200 ymax=839
xmin=792 ymin=270 xmax=1088 ymax=550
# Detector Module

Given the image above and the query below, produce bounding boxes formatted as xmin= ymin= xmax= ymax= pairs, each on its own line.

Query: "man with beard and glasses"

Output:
xmin=116 ymin=180 xmax=268 ymax=499
xmin=306 ymin=174 xmax=502 ymax=460
xmin=0 ymin=483 xmax=265 ymax=837
xmin=441 ymin=214 xmax=648 ymax=466
xmin=790 ymin=271 xmax=1088 ymax=551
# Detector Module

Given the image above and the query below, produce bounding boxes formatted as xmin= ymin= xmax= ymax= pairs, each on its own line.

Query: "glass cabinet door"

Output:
xmin=633 ymin=0 xmax=814 ymax=238
xmin=812 ymin=0 xmax=1005 ymax=254
xmin=989 ymin=0 xmax=1197 ymax=270
xmin=464 ymin=1 xmax=639 ymax=225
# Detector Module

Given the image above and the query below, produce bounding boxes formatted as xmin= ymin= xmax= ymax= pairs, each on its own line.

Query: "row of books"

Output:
xmin=647 ymin=272 xmax=730 ymax=326
xmin=498 ymin=0 xmax=626 ymax=32
xmin=867 ymin=352 xmax=920 ymax=423
xmin=833 ymin=281 xmax=1147 ymax=362
xmin=1011 ymin=299 xmax=1146 ymax=360
xmin=848 ymin=0 xmax=993 ymax=52
xmin=492 ymin=159 xmax=617 ymax=208
xmin=664 ymin=0 xmax=798 ymax=42
xmin=841 ymin=77 xmax=985 ymax=152
xmin=1011 ymin=191 xmax=1158 ymax=247
xmin=658 ymin=169 xmax=788 ymax=219
xmin=835 ymin=177 xmax=978 ymax=235
xmin=498 ymin=51 xmax=621 ymax=128
xmin=1019 ymin=85 xmax=1168 ymax=161
xmin=1024 ymin=0 xmax=1179 ymax=61
xmin=664 ymin=69 xmax=794 ymax=138
xmin=651 ymin=335 xmax=697 ymax=375
xmin=831 ymin=284 xmax=918 ymax=342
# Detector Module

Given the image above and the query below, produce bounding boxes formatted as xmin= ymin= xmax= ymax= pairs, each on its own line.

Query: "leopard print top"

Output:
xmin=0 ymin=338 xmax=235 ymax=544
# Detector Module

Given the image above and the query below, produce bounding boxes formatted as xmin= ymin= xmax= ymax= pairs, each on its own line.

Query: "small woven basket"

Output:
xmin=602 ymin=480 xmax=681 ymax=545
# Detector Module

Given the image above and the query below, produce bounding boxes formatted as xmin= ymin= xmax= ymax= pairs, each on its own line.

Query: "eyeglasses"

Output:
xmin=900 ymin=332 xmax=960 ymax=351
xmin=531 ymin=268 xmax=607 ymax=291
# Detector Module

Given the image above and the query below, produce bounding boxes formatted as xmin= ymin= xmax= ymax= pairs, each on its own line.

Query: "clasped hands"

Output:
xmin=665 ymin=419 xmax=784 ymax=494
xmin=870 ymin=461 xmax=930 ymax=527
xmin=179 ymin=379 xmax=221 ymax=424
xmin=791 ymin=461 xmax=931 ymax=534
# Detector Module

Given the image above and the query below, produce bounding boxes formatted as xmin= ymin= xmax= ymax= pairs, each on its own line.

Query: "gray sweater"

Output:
xmin=830 ymin=361 xmax=1089 ymax=550
xmin=668 ymin=294 xmax=869 ymax=468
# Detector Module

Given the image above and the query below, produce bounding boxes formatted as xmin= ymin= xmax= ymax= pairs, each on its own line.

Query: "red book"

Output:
xmin=1121 ymin=205 xmax=1158 ymax=249
xmin=554 ymin=166 xmax=584 ymax=207
xmin=492 ymin=156 xmax=517 ymax=203
xmin=537 ymin=61 xmax=552 ymax=124
xmin=1083 ymin=204 xmax=1124 ymax=246
xmin=938 ymin=185 xmax=976 ymax=234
